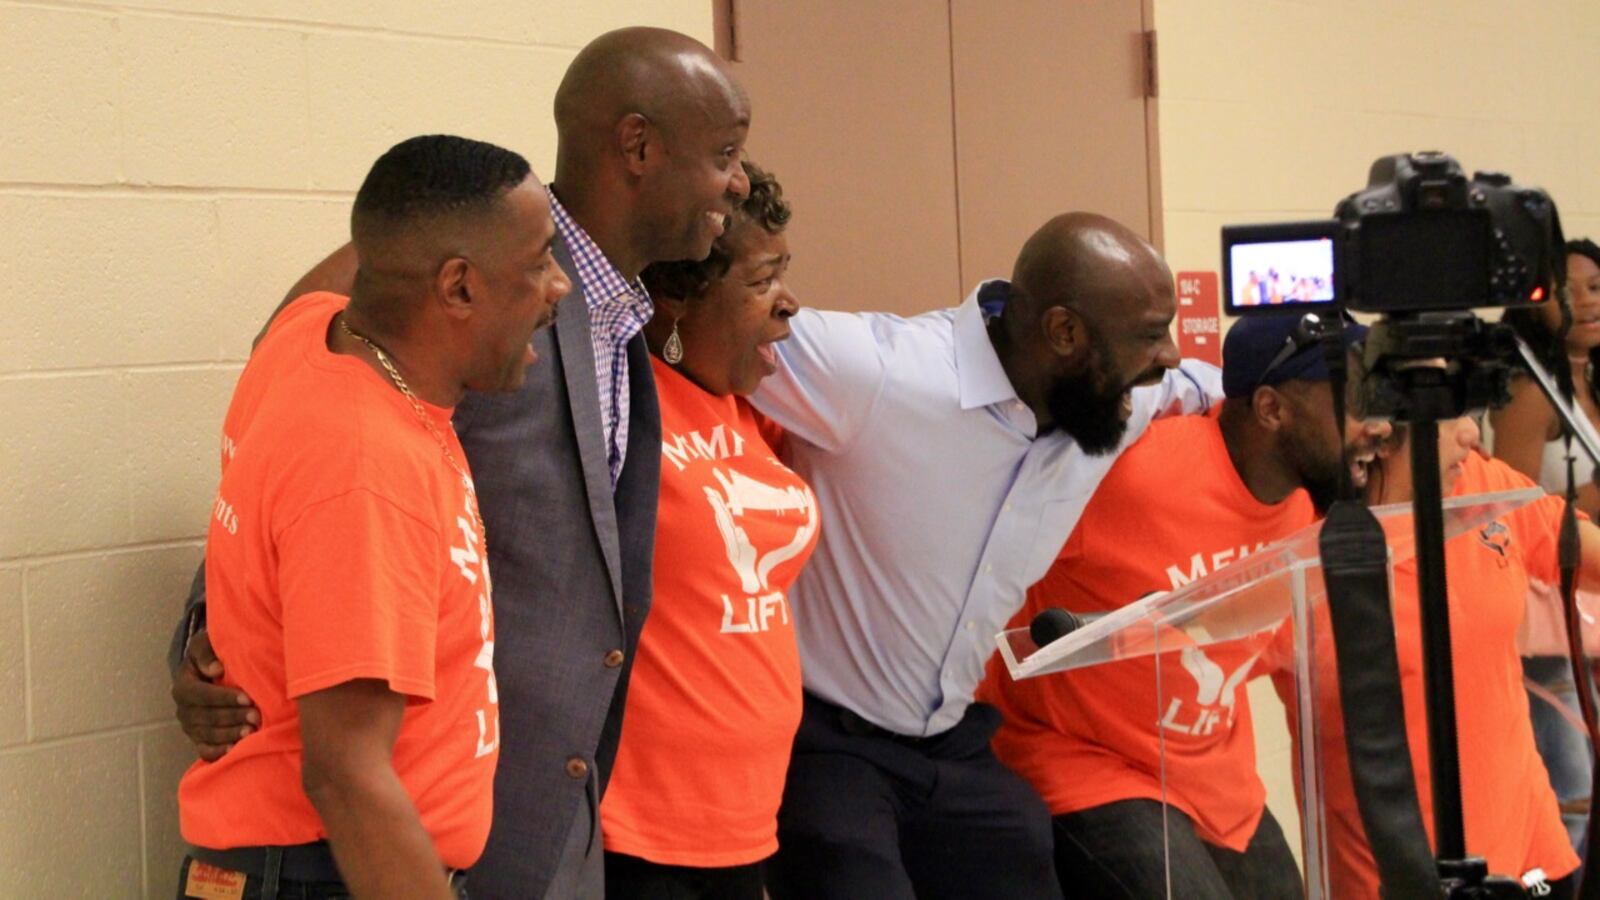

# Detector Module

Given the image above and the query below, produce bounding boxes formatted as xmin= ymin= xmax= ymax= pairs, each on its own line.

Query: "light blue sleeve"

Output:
xmin=1139 ymin=359 xmax=1224 ymax=419
xmin=749 ymin=308 xmax=888 ymax=453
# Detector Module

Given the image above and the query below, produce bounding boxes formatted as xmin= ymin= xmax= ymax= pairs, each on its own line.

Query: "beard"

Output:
xmin=1283 ymin=428 xmax=1355 ymax=514
xmin=1048 ymin=348 xmax=1131 ymax=456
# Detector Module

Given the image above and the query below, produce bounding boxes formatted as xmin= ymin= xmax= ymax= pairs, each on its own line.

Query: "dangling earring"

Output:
xmin=663 ymin=318 xmax=684 ymax=364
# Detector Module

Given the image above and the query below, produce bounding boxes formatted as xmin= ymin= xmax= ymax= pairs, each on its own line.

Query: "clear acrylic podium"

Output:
xmin=996 ymin=488 xmax=1542 ymax=899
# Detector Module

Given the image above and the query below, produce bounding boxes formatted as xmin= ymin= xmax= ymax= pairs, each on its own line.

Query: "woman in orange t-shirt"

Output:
xmin=1307 ymin=416 xmax=1582 ymax=898
xmin=598 ymin=160 xmax=818 ymax=899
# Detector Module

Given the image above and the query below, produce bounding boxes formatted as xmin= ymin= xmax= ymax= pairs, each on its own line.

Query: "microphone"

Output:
xmin=1029 ymin=607 xmax=1094 ymax=647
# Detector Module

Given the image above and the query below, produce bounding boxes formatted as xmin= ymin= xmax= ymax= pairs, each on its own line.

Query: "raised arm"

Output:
xmin=299 ymin=679 xmax=454 ymax=899
xmin=252 ymin=243 xmax=358 ymax=349
xmin=749 ymin=308 xmax=887 ymax=453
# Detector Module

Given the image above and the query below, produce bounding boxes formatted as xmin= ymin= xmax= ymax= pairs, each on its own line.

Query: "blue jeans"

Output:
xmin=1525 ymin=655 xmax=1593 ymax=857
xmin=176 ymin=856 xmax=469 ymax=900
xmin=1052 ymin=799 xmax=1302 ymax=900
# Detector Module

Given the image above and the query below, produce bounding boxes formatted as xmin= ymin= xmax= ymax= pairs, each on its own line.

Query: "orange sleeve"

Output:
xmin=277 ymin=487 xmax=442 ymax=702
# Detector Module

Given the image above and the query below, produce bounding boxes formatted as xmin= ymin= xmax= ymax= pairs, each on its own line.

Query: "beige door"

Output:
xmin=725 ymin=0 xmax=1158 ymax=316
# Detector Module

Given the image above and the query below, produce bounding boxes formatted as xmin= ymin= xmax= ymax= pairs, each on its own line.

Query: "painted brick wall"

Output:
xmin=0 ymin=3 xmax=710 ymax=896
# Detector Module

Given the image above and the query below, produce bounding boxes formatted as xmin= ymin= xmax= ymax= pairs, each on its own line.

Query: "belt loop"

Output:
xmin=261 ymin=846 xmax=283 ymax=900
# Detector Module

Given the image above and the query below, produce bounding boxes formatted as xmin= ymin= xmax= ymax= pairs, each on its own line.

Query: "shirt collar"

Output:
xmin=547 ymin=188 xmax=651 ymax=310
xmin=954 ymin=279 xmax=1023 ymax=411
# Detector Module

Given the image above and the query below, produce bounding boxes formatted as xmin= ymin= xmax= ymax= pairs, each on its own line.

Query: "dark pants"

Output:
xmin=603 ymin=851 xmax=764 ymax=900
xmin=176 ymin=855 xmax=468 ymax=900
xmin=766 ymin=694 xmax=1061 ymax=900
xmin=1053 ymin=799 xmax=1301 ymax=900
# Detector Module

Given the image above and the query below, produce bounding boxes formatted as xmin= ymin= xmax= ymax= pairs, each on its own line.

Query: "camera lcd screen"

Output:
xmin=1221 ymin=221 xmax=1340 ymax=316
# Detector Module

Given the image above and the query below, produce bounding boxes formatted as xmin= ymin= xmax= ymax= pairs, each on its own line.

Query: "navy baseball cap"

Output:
xmin=1222 ymin=314 xmax=1368 ymax=399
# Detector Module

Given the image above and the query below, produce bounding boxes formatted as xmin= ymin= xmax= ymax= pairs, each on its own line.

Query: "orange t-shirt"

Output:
xmin=178 ymin=293 xmax=499 ymax=869
xmin=1274 ymin=454 xmax=1578 ymax=897
xmin=980 ymin=410 xmax=1315 ymax=850
xmin=599 ymin=359 xmax=819 ymax=867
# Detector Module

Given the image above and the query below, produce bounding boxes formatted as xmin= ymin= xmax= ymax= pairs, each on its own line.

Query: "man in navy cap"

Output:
xmin=979 ymin=313 xmax=1391 ymax=900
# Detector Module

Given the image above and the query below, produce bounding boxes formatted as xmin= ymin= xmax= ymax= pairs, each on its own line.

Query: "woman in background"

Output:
xmin=1492 ymin=238 xmax=1600 ymax=854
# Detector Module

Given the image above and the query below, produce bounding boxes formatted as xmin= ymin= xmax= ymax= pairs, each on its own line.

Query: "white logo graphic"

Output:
xmin=703 ymin=466 xmax=817 ymax=634
xmin=1158 ymin=645 xmax=1261 ymax=736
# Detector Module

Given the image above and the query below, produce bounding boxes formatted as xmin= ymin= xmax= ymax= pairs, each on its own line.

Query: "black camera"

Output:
xmin=1221 ymin=151 xmax=1563 ymax=316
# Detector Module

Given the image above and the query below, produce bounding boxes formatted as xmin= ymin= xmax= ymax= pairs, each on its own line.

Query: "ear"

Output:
xmin=1252 ymin=384 xmax=1288 ymax=431
xmin=1043 ymin=306 xmax=1084 ymax=358
xmin=435 ymin=256 xmax=474 ymax=321
xmin=618 ymin=113 xmax=653 ymax=176
xmin=651 ymin=292 xmax=690 ymax=324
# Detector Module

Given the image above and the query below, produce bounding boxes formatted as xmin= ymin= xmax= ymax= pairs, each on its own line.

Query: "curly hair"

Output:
xmin=640 ymin=160 xmax=791 ymax=301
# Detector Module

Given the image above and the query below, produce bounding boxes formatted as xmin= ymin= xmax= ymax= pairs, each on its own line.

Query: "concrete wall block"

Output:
xmin=0 ymin=734 xmax=143 ymax=897
xmin=305 ymin=34 xmax=570 ymax=190
xmin=214 ymin=197 xmax=352 ymax=359
xmin=0 ymin=6 xmax=120 ymax=184
xmin=27 ymin=545 xmax=203 ymax=740
xmin=0 ymin=374 xmax=133 ymax=559
xmin=0 ymin=568 xmax=22 ymax=747
xmin=141 ymin=724 xmax=193 ymax=899
xmin=120 ymin=16 xmax=309 ymax=189
xmin=530 ymin=0 xmax=711 ymax=50
xmin=127 ymin=367 xmax=242 ymax=544
xmin=109 ymin=0 xmax=387 ymax=30
xmin=0 ymin=195 xmax=223 ymax=375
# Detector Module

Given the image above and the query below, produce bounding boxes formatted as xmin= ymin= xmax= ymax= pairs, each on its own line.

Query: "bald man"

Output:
xmin=170 ymin=28 xmax=751 ymax=899
xmin=750 ymin=213 xmax=1224 ymax=899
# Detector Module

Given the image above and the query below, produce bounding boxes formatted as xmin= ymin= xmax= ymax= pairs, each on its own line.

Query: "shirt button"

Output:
xmin=1003 ymin=503 xmax=1012 ymax=512
xmin=603 ymin=649 xmax=625 ymax=668
xmin=565 ymin=757 xmax=589 ymax=779
xmin=965 ymin=622 xmax=976 ymax=631
xmin=984 ymin=564 xmax=993 ymax=574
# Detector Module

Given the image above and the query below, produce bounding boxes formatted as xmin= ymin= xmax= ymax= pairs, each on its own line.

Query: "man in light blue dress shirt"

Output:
xmin=755 ymin=213 xmax=1224 ymax=899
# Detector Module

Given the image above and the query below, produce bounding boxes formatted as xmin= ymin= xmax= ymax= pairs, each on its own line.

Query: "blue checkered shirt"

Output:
xmin=548 ymin=190 xmax=654 ymax=488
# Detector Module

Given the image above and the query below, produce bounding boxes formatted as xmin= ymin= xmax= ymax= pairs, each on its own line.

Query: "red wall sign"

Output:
xmin=1175 ymin=271 xmax=1221 ymax=366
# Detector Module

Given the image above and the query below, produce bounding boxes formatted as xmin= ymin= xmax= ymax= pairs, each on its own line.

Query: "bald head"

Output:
xmin=1009 ymin=212 xmax=1170 ymax=328
xmin=555 ymin=27 xmax=747 ymax=170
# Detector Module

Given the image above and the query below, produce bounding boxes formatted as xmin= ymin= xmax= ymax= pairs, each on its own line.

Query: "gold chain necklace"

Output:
xmin=339 ymin=316 xmax=487 ymax=551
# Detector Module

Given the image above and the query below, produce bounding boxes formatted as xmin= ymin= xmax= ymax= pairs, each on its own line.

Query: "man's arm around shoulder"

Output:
xmin=300 ymin=679 xmax=454 ymax=900
xmin=1147 ymin=359 xmax=1224 ymax=419
xmin=749 ymin=308 xmax=889 ymax=453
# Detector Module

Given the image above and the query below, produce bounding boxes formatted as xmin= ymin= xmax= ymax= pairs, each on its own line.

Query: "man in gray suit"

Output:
xmin=169 ymin=27 xmax=752 ymax=899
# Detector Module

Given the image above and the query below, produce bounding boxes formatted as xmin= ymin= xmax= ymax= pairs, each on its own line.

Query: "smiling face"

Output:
xmin=637 ymin=77 xmax=752 ymax=263
xmin=1275 ymin=379 xmax=1391 ymax=511
xmin=1548 ymin=251 xmax=1600 ymax=353
xmin=672 ymin=226 xmax=797 ymax=397
xmin=464 ymin=179 xmax=571 ymax=392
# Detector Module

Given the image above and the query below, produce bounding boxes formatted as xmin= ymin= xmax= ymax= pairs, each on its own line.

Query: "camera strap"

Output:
xmin=1556 ymin=451 xmax=1600 ymax=900
xmin=1320 ymin=499 xmax=1441 ymax=897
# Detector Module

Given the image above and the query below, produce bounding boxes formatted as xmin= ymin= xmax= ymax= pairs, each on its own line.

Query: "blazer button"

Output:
xmin=565 ymin=757 xmax=589 ymax=779
xmin=603 ymin=649 xmax=625 ymax=668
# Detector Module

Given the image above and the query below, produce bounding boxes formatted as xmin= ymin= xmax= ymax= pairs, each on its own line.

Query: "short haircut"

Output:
xmin=640 ymin=160 xmax=790 ymax=301
xmin=352 ymin=134 xmax=532 ymax=238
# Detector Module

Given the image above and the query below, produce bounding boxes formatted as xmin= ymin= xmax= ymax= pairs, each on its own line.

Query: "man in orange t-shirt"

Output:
xmin=1278 ymin=416 xmax=1600 ymax=898
xmin=981 ymin=314 xmax=1390 ymax=898
xmin=176 ymin=135 xmax=569 ymax=899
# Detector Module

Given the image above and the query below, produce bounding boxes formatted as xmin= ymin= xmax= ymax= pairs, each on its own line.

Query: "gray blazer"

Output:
xmin=171 ymin=235 xmax=660 ymax=898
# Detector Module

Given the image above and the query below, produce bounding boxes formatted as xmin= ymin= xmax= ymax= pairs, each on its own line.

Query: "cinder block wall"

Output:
xmin=1155 ymin=0 xmax=1600 ymax=864
xmin=0 ymin=3 xmax=710 ymax=896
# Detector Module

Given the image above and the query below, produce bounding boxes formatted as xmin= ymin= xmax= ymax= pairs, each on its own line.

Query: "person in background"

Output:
xmin=1492 ymin=238 xmax=1600 ymax=855
xmin=176 ymin=135 xmax=569 ymax=899
xmin=599 ymin=160 xmax=816 ymax=900
xmin=1290 ymin=413 xmax=1600 ymax=899
xmin=980 ymin=315 xmax=1388 ymax=899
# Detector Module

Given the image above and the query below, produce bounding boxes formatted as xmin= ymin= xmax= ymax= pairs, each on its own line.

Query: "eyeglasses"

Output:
xmin=1258 ymin=313 xmax=1328 ymax=384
